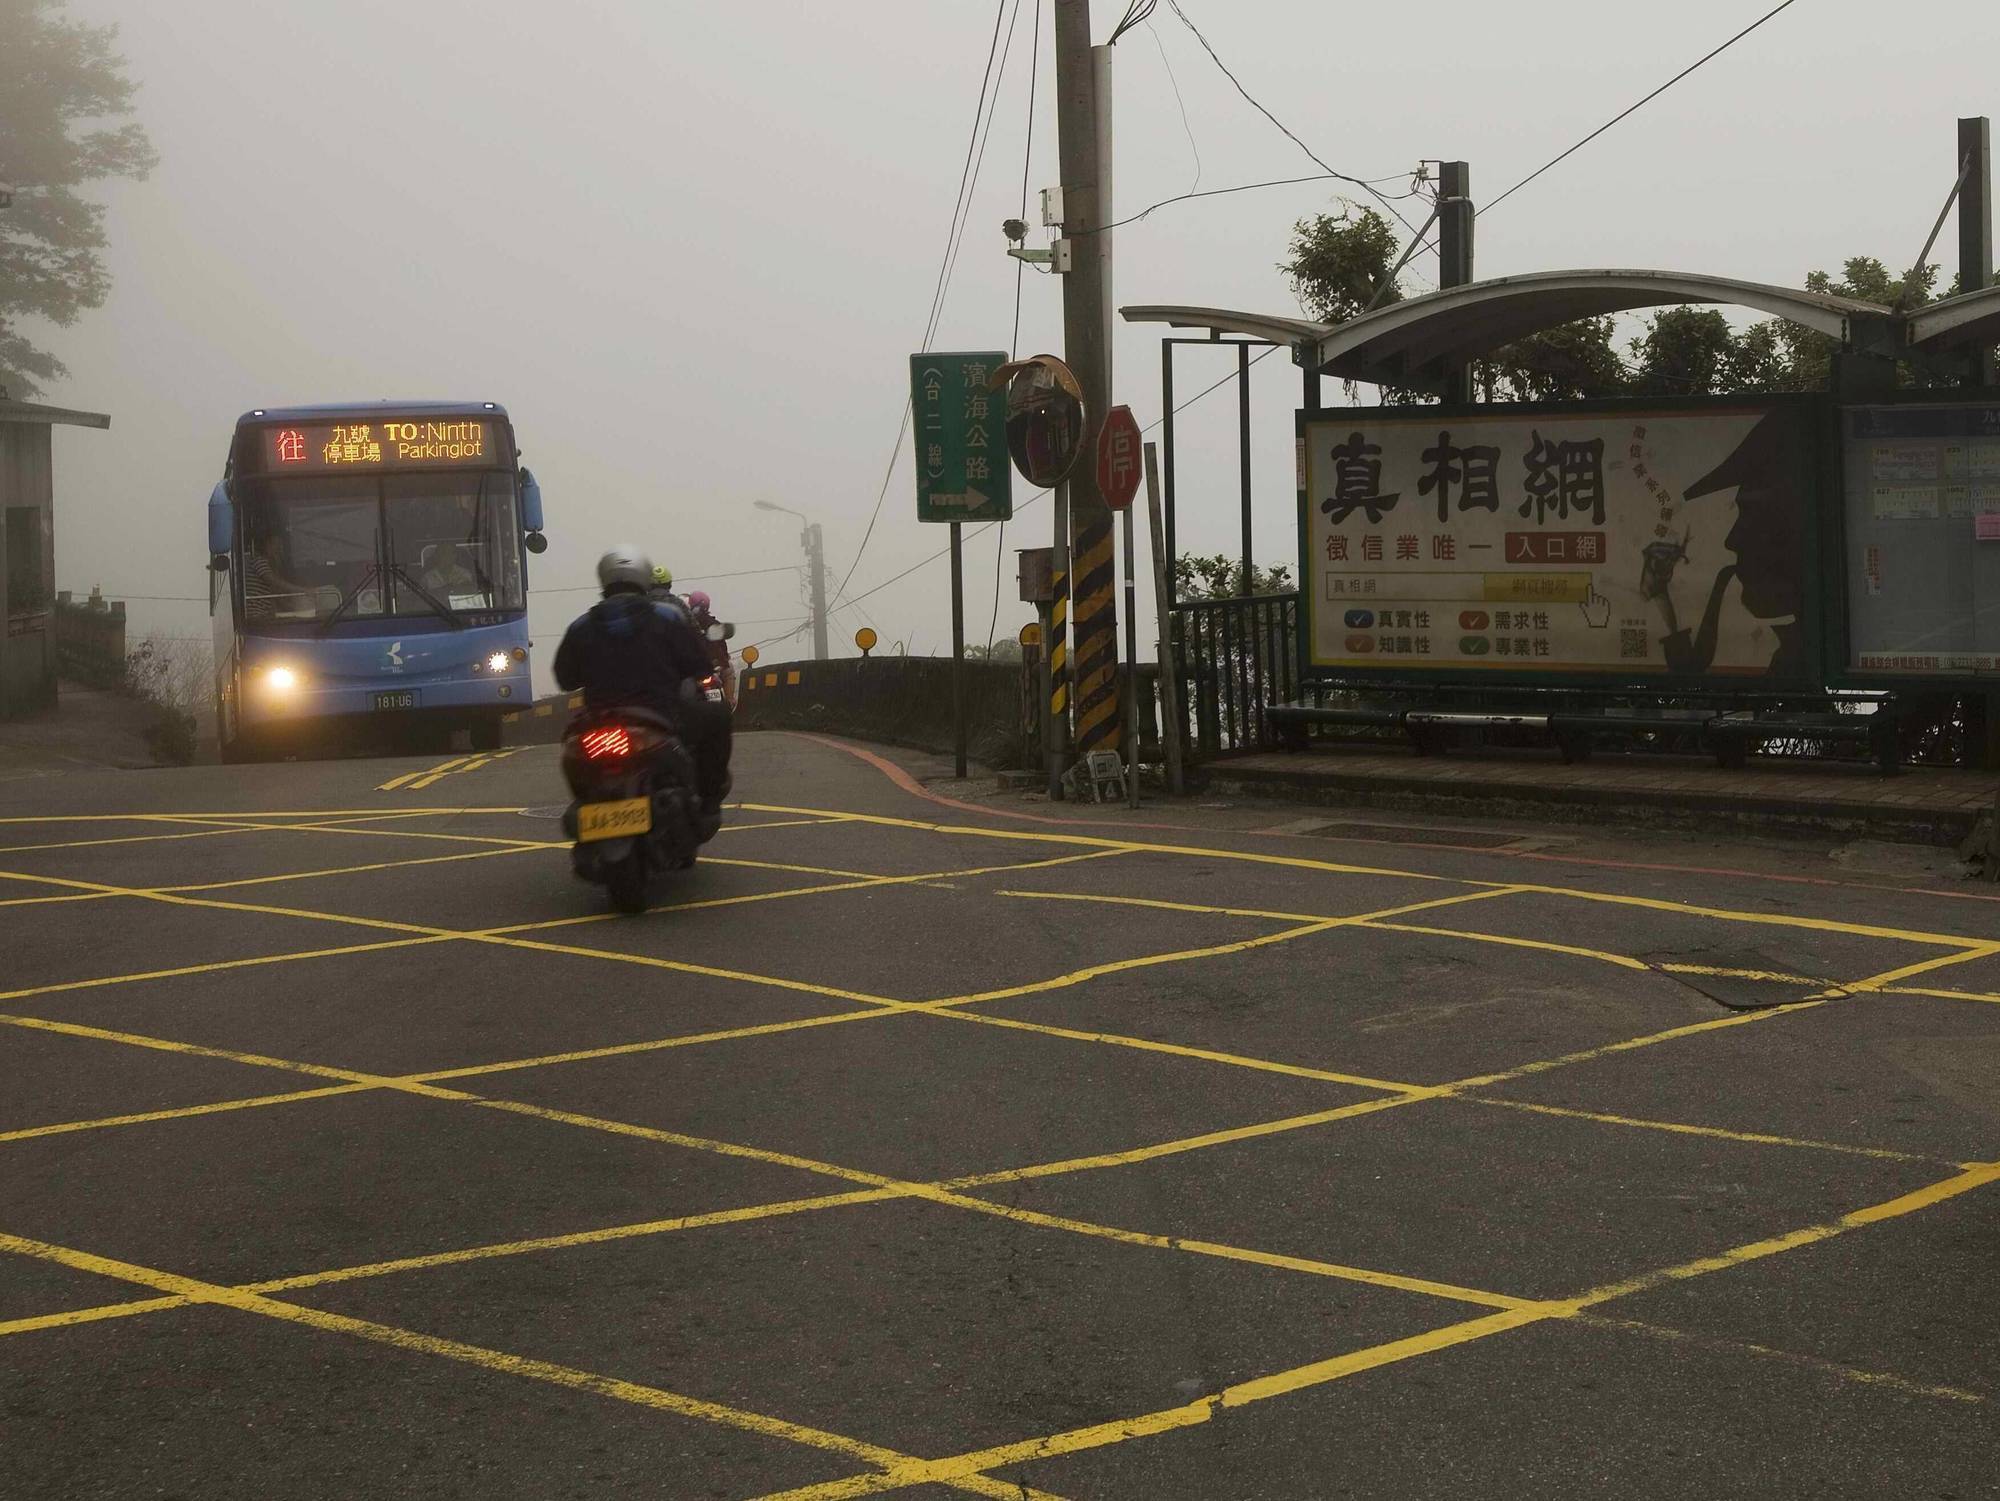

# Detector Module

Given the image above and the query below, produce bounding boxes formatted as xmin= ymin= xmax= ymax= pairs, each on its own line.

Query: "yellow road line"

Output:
xmin=717 ymin=818 xmax=854 ymax=834
xmin=163 ymin=841 xmax=549 ymax=895
xmin=1880 ymin=983 xmax=2000 ymax=1005
xmin=410 ymin=1011 xmax=902 ymax=1083
xmin=0 ymin=808 xmax=529 ymax=824
xmin=0 ymin=823 xmax=266 ymax=856
xmin=748 ymin=1155 xmax=2000 ymax=1500
xmin=919 ymin=1007 xmax=1426 ymax=1094
xmin=734 ymin=800 xmax=2000 ymax=951
xmin=1447 ymin=1004 xmax=1820 ymax=1091
xmin=748 ymin=1307 xmax=1557 ymax=1501
xmin=1833 ymin=942 xmax=2000 ymax=996
xmin=0 ymin=934 xmax=456 ymax=1007
xmin=379 ymin=756 xmax=470 ymax=791
xmin=1577 ymin=1314 xmax=1986 ymax=1404
xmin=1460 ymin=1096 xmax=1946 ymax=1165
xmin=1359 ymin=919 xmax=1653 ymax=970
xmin=0 ymin=1231 xmax=1057 ymax=1501
xmin=0 ymin=1084 xmax=375 ymax=1144
xmin=1563 ymin=1158 xmax=2000 ymax=1309
xmin=946 ymin=1094 xmax=1442 ymax=1190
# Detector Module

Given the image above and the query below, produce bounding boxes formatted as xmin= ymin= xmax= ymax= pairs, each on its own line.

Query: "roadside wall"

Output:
xmin=735 ymin=657 xmax=1038 ymax=767
xmin=54 ymin=591 xmax=128 ymax=688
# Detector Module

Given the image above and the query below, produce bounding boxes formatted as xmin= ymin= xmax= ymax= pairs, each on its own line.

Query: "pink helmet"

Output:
xmin=686 ymin=589 xmax=712 ymax=613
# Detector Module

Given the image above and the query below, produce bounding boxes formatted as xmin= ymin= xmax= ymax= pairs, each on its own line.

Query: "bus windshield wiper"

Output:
xmin=389 ymin=565 xmax=467 ymax=629
xmin=316 ymin=564 xmax=380 ymax=635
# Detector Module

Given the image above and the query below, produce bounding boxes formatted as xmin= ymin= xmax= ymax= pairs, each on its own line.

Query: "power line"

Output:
xmin=531 ymin=563 xmax=802 ymax=596
xmin=1483 ymin=0 xmax=1800 ymax=220
xmin=1088 ymin=170 xmax=1417 ymax=236
xmin=991 ymin=0 xmax=1043 ymax=655
xmin=1145 ymin=17 xmax=1201 ymax=197
xmin=1107 ymin=0 xmax=1159 ymax=45
xmin=829 ymin=0 xmax=1019 ymax=613
xmin=1403 ymin=0 xmax=1803 ymax=267
xmin=1161 ymin=0 xmax=1424 ymax=242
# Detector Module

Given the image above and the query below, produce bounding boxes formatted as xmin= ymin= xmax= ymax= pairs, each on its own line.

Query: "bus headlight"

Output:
xmin=486 ymin=651 xmax=510 ymax=674
xmin=263 ymin=665 xmax=299 ymax=693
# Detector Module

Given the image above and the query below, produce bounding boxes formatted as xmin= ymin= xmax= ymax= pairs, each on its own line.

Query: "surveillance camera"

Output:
xmin=1002 ymin=217 xmax=1029 ymax=244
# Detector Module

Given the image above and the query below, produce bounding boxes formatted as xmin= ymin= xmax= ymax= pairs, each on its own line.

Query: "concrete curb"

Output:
xmin=1202 ymin=760 xmax=1986 ymax=847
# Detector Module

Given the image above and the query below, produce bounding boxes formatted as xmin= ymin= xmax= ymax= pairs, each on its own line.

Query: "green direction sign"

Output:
xmin=910 ymin=350 xmax=1013 ymax=523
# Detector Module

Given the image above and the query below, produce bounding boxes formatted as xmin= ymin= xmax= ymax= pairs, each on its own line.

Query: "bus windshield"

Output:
xmin=240 ymin=470 xmax=523 ymax=625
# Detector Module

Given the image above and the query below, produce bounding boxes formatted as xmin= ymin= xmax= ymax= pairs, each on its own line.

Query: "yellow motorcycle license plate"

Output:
xmin=577 ymin=796 xmax=652 ymax=842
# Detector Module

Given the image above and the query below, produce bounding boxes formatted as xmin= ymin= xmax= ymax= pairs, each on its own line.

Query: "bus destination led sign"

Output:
xmin=260 ymin=419 xmax=492 ymax=472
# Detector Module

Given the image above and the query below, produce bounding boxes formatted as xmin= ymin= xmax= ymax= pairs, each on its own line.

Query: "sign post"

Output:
xmin=1142 ymin=442 xmax=1185 ymax=795
xmin=1097 ymin=405 xmax=1143 ymax=806
xmin=991 ymin=354 xmax=1088 ymax=795
xmin=911 ymin=352 xmax=1011 ymax=780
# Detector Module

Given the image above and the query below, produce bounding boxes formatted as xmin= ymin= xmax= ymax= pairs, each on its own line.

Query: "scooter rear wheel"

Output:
xmin=605 ymin=858 xmax=650 ymax=914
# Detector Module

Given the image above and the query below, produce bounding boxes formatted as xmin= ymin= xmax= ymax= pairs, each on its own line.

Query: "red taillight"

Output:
xmin=580 ymin=725 xmax=632 ymax=760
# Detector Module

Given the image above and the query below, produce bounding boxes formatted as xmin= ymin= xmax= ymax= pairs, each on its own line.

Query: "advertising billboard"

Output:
xmin=1299 ymin=404 xmax=1813 ymax=684
xmin=1840 ymin=401 xmax=2000 ymax=677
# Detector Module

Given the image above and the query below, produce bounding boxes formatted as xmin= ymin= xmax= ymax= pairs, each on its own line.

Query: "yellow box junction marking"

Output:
xmin=0 ymin=793 xmax=1995 ymax=1490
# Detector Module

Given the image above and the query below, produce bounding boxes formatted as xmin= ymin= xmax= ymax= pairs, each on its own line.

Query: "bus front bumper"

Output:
xmin=237 ymin=671 xmax=528 ymax=729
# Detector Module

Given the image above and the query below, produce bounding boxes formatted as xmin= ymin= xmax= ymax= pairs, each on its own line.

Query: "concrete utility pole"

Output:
xmin=1437 ymin=160 xmax=1474 ymax=404
xmin=1054 ymin=0 xmax=1121 ymax=759
xmin=1959 ymin=117 xmax=1994 ymax=387
xmin=805 ymin=521 xmax=829 ymax=661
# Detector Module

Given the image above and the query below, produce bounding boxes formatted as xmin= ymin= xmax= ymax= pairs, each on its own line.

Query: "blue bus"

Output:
xmin=206 ymin=401 xmax=547 ymax=760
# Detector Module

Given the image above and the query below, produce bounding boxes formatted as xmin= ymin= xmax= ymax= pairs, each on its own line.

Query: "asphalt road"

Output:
xmin=2 ymin=730 xmax=1997 ymax=1500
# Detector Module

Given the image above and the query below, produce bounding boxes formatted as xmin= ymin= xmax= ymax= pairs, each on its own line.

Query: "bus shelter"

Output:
xmin=1124 ymin=271 xmax=2000 ymax=768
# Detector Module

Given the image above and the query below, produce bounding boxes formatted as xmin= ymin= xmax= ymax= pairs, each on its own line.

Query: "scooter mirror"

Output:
xmin=706 ymin=622 xmax=728 ymax=643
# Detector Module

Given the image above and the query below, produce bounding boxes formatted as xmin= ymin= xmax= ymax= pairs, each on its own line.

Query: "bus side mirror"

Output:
xmin=519 ymin=467 xmax=545 ymax=533
xmin=206 ymin=481 xmax=233 ymax=557
xmin=523 ymin=531 xmax=548 ymax=555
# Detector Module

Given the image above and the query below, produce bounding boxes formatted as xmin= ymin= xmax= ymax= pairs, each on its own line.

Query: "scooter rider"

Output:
xmin=683 ymin=588 xmax=736 ymax=705
xmin=647 ymin=564 xmax=686 ymax=611
xmin=554 ymin=545 xmax=732 ymax=810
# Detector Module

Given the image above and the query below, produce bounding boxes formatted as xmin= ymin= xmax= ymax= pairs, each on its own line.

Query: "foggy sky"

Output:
xmin=30 ymin=0 xmax=2000 ymax=678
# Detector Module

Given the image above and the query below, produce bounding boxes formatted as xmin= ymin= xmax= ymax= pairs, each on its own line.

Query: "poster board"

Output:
xmin=1840 ymin=401 xmax=2000 ymax=677
xmin=1298 ymin=403 xmax=1814 ymax=686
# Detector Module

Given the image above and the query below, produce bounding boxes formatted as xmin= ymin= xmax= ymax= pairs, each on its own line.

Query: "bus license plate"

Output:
xmin=577 ymin=797 xmax=652 ymax=843
xmin=373 ymin=690 xmax=416 ymax=711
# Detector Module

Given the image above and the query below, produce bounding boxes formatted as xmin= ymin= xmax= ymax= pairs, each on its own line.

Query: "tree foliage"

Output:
xmin=0 ymin=0 xmax=157 ymax=398
xmin=1172 ymin=553 xmax=1293 ymax=601
xmin=1282 ymin=207 xmax=1990 ymax=402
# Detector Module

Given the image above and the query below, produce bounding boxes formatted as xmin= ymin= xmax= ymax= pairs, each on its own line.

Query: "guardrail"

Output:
xmin=1169 ymin=592 xmax=1300 ymax=760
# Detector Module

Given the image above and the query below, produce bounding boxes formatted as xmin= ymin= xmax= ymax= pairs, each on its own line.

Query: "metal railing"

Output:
xmin=1169 ymin=591 xmax=1299 ymax=759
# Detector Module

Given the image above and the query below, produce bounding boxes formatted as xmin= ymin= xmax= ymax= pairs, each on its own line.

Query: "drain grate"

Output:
xmin=1297 ymin=820 xmax=1520 ymax=850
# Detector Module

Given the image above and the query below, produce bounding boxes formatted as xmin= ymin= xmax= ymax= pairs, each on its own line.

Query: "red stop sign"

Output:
xmin=1095 ymin=404 xmax=1142 ymax=512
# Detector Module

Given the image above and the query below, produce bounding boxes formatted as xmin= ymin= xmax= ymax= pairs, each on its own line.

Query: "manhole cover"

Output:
xmin=1299 ymin=820 xmax=1519 ymax=850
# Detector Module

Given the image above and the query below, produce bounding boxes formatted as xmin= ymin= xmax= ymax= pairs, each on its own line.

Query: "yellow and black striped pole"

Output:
xmin=1044 ymin=480 xmax=1072 ymax=796
xmin=1069 ymin=518 xmax=1119 ymax=755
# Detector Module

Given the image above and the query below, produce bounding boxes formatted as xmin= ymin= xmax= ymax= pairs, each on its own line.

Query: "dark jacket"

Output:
xmin=553 ymin=591 xmax=714 ymax=718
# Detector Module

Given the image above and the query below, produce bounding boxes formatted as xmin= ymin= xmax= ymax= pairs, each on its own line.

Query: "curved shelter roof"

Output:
xmin=1906 ymin=285 xmax=2000 ymax=351
xmin=1126 ymin=268 xmax=1899 ymax=390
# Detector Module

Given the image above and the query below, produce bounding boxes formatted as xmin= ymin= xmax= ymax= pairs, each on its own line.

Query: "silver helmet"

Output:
xmin=596 ymin=543 xmax=652 ymax=592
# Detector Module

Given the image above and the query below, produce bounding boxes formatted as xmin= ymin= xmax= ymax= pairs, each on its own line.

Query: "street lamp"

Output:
xmin=754 ymin=501 xmax=829 ymax=661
